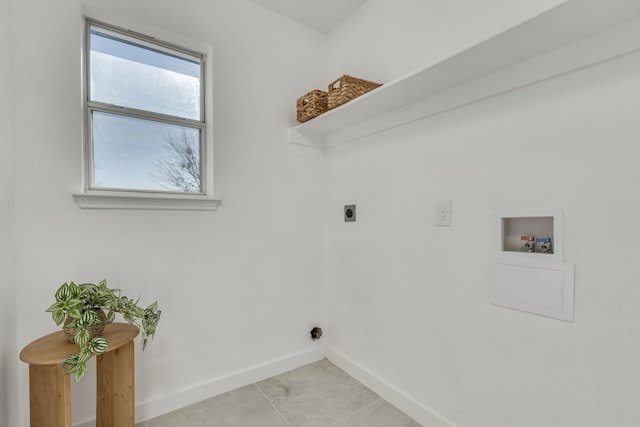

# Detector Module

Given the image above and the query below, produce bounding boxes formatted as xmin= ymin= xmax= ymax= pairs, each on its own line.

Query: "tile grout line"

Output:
xmin=326 ymin=397 xmax=383 ymax=427
xmin=253 ymin=382 xmax=294 ymax=427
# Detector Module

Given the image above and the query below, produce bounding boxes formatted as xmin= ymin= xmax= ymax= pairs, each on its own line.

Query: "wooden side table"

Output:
xmin=20 ymin=323 xmax=139 ymax=427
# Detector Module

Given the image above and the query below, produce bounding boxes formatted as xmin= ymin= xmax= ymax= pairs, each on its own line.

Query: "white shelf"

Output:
xmin=289 ymin=0 xmax=640 ymax=148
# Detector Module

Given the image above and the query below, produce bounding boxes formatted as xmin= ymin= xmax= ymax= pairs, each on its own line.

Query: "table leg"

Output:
xmin=28 ymin=364 xmax=71 ymax=427
xmin=96 ymin=340 xmax=135 ymax=427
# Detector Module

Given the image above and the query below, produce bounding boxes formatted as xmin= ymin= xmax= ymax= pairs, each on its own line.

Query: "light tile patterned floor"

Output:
xmin=137 ymin=358 xmax=422 ymax=427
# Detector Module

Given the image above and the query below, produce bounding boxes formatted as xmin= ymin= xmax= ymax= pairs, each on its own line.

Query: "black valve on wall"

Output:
xmin=310 ymin=326 xmax=323 ymax=341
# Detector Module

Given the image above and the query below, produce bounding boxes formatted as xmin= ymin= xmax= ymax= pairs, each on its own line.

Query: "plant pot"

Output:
xmin=63 ymin=308 xmax=107 ymax=343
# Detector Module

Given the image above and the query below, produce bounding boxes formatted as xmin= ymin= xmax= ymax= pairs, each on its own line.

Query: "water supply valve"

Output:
xmin=521 ymin=235 xmax=536 ymax=252
xmin=536 ymin=237 xmax=552 ymax=253
xmin=310 ymin=326 xmax=323 ymax=341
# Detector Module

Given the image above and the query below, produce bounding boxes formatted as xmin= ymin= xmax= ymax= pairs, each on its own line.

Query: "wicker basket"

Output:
xmin=296 ymin=89 xmax=329 ymax=123
xmin=327 ymin=75 xmax=382 ymax=110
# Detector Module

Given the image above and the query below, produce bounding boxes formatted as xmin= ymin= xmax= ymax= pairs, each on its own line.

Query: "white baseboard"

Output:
xmin=73 ymin=346 xmax=326 ymax=427
xmin=326 ymin=347 xmax=458 ymax=427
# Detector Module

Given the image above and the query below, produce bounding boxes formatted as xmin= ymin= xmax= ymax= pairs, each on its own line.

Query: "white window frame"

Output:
xmin=74 ymin=7 xmax=218 ymax=210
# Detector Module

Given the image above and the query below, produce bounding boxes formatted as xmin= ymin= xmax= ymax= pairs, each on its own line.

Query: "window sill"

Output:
xmin=73 ymin=193 xmax=221 ymax=211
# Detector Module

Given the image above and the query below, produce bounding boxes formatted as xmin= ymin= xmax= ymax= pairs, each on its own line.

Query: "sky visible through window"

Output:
xmin=89 ymin=27 xmax=203 ymax=193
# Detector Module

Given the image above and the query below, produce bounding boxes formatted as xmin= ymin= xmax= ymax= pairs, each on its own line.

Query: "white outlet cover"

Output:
xmin=435 ymin=200 xmax=452 ymax=226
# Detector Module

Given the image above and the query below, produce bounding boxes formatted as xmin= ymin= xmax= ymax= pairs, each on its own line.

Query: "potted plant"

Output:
xmin=46 ymin=279 xmax=161 ymax=382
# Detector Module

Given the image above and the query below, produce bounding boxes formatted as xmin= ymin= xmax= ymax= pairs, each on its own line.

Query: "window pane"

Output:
xmin=89 ymin=27 xmax=201 ymax=120
xmin=92 ymin=111 xmax=202 ymax=193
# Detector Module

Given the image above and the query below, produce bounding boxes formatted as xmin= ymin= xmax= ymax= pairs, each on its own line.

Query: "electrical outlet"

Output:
xmin=344 ymin=205 xmax=356 ymax=222
xmin=435 ymin=200 xmax=452 ymax=226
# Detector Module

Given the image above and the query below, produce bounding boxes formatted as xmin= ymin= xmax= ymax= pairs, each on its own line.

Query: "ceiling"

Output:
xmin=249 ymin=0 xmax=367 ymax=34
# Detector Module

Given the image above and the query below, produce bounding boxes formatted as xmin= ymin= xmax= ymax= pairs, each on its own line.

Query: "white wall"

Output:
xmin=325 ymin=2 xmax=640 ymax=426
xmin=326 ymin=0 xmax=565 ymax=83
xmin=0 ymin=0 xmax=18 ymax=425
xmin=10 ymin=0 xmax=327 ymax=424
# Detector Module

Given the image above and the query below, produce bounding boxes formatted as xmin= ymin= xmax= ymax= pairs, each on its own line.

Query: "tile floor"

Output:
xmin=138 ymin=358 xmax=422 ymax=427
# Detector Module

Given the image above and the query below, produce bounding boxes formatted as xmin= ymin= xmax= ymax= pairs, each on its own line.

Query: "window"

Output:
xmin=76 ymin=16 xmax=217 ymax=209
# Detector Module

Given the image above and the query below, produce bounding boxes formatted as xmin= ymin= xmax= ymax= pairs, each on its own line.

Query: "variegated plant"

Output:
xmin=47 ymin=280 xmax=161 ymax=382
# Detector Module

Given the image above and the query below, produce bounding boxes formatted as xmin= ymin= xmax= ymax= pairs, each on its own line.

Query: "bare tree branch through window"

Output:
xmin=152 ymin=128 xmax=201 ymax=193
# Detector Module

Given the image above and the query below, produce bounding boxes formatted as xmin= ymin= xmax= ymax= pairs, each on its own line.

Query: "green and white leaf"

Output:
xmin=67 ymin=307 xmax=82 ymax=319
xmin=55 ymin=283 xmax=71 ymax=302
xmin=73 ymin=363 xmax=88 ymax=383
xmin=79 ymin=309 xmax=98 ymax=326
xmin=46 ymin=301 xmax=61 ymax=313
xmin=78 ymin=347 xmax=92 ymax=363
xmin=68 ymin=282 xmax=81 ymax=298
xmin=63 ymin=354 xmax=79 ymax=366
xmin=89 ymin=337 xmax=108 ymax=354
xmin=51 ymin=310 xmax=66 ymax=326
xmin=74 ymin=328 xmax=90 ymax=348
